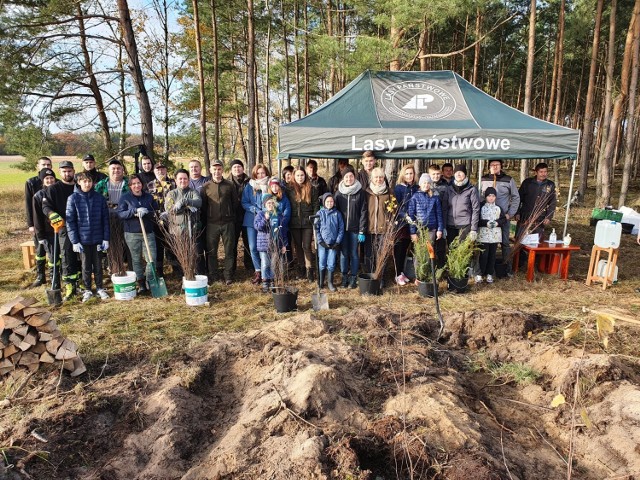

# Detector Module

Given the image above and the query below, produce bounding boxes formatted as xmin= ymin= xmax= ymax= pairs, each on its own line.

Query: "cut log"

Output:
xmin=13 ymin=325 xmax=29 ymax=337
xmin=55 ymin=347 xmax=78 ymax=361
xmin=0 ymin=297 xmax=26 ymax=315
xmin=45 ymin=337 xmax=64 ymax=355
xmin=38 ymin=332 xmax=53 ymax=342
xmin=70 ymin=356 xmax=86 ymax=377
xmin=18 ymin=341 xmax=32 ymax=352
xmin=22 ymin=307 xmax=47 ymax=317
xmin=62 ymin=359 xmax=75 ymax=371
xmin=0 ymin=331 xmax=9 ymax=348
xmin=0 ymin=358 xmax=13 ymax=375
xmin=39 ymin=351 xmax=55 ymax=363
xmin=23 ymin=331 xmax=37 ymax=346
xmin=9 ymin=297 xmax=38 ymax=316
xmin=9 ymin=332 xmax=23 ymax=348
xmin=2 ymin=315 xmax=25 ymax=330
xmin=9 ymin=352 xmax=22 ymax=365
xmin=30 ymin=342 xmax=47 ymax=354
xmin=18 ymin=351 xmax=39 ymax=367
xmin=60 ymin=339 xmax=77 ymax=354
xmin=26 ymin=312 xmax=52 ymax=327
xmin=3 ymin=344 xmax=19 ymax=357
xmin=37 ymin=320 xmax=58 ymax=333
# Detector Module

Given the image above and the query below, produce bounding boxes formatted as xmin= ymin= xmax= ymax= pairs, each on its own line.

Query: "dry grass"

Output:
xmin=1 ymin=167 xmax=639 ymax=372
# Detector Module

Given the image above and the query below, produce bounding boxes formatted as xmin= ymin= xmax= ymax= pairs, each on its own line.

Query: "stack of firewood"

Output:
xmin=0 ymin=297 xmax=85 ymax=377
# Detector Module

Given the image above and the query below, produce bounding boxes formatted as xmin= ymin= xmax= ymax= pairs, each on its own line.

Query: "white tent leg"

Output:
xmin=563 ymin=157 xmax=577 ymax=238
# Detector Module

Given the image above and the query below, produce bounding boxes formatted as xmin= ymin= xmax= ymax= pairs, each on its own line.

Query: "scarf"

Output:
xmin=249 ymin=177 xmax=269 ymax=193
xmin=338 ymin=179 xmax=362 ymax=196
xmin=453 ymin=177 xmax=469 ymax=188
xmin=369 ymin=182 xmax=388 ymax=195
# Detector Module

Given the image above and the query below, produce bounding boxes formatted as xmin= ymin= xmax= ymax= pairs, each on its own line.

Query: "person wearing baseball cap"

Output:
xmin=78 ymin=154 xmax=107 ymax=184
xmin=24 ymin=156 xmax=52 ymax=288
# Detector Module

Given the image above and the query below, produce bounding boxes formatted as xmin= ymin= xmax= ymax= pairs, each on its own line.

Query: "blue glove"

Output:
xmin=72 ymin=243 xmax=83 ymax=253
xmin=358 ymin=233 xmax=366 ymax=243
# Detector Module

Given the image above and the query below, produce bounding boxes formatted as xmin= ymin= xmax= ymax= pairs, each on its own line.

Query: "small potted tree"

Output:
xmin=413 ymin=224 xmax=439 ymax=297
xmin=269 ymin=228 xmax=297 ymax=312
xmin=445 ymin=235 xmax=480 ymax=293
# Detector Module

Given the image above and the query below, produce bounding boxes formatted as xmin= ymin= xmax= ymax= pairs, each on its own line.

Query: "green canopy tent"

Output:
xmin=277 ymin=70 xmax=580 ymax=234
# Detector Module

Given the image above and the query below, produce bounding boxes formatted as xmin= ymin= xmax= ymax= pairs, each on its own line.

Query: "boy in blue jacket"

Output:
xmin=315 ymin=192 xmax=345 ymax=292
xmin=66 ymin=173 xmax=110 ymax=302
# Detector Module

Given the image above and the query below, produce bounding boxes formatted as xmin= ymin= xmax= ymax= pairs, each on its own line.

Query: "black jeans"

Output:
xmin=80 ymin=244 xmax=103 ymax=290
xmin=479 ymin=243 xmax=497 ymax=276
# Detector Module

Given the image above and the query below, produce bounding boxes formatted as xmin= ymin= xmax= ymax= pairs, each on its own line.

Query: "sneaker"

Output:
xmin=81 ymin=290 xmax=93 ymax=303
xmin=475 ymin=275 xmax=484 ymax=284
xmin=395 ymin=275 xmax=407 ymax=286
xmin=486 ymin=275 xmax=494 ymax=284
xmin=96 ymin=289 xmax=110 ymax=300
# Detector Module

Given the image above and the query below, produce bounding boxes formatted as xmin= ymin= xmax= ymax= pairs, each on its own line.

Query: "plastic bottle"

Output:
xmin=563 ymin=233 xmax=572 ymax=247
xmin=548 ymin=228 xmax=557 ymax=245
xmin=594 ymin=220 xmax=622 ymax=248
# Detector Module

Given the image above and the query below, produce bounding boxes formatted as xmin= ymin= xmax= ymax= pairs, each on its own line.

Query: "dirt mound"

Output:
xmin=2 ymin=307 xmax=640 ymax=479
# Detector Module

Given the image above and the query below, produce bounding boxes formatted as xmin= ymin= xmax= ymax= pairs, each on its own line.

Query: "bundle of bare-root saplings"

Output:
xmin=0 ymin=297 xmax=85 ymax=377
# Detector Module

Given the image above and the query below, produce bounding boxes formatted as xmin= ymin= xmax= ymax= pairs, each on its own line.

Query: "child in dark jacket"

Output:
xmin=315 ymin=193 xmax=345 ymax=292
xmin=254 ymin=194 xmax=288 ymax=293
xmin=66 ymin=173 xmax=110 ymax=302
xmin=476 ymin=187 xmax=506 ymax=284
xmin=407 ymin=174 xmax=444 ymax=267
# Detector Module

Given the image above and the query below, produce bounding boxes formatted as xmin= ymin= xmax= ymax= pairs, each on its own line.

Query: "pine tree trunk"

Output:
xmin=579 ymin=0 xmax=604 ymax=198
xmin=552 ymin=0 xmax=566 ymax=124
xmin=521 ymin=0 xmax=536 ymax=183
xmin=192 ymin=0 xmax=210 ymax=169
xmin=210 ymin=0 xmax=220 ymax=161
xmin=246 ymin=0 xmax=257 ymax=169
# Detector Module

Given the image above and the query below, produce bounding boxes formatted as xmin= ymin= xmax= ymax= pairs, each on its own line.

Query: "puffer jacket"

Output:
xmin=66 ymin=187 xmax=110 ymax=245
xmin=273 ymin=193 xmax=292 ymax=229
xmin=242 ymin=185 xmax=264 ymax=229
xmin=286 ymin=185 xmax=319 ymax=229
xmin=254 ymin=211 xmax=288 ymax=252
xmin=446 ymin=180 xmax=480 ymax=231
xmin=201 ymin=179 xmax=237 ymax=225
xmin=315 ymin=207 xmax=345 ymax=246
xmin=334 ymin=183 xmax=368 ymax=234
xmin=407 ymin=191 xmax=444 ymax=234
xmin=117 ymin=191 xmax=158 ymax=234
xmin=366 ymin=188 xmax=392 ymax=235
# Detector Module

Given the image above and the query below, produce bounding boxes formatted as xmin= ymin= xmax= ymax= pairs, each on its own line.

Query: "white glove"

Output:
xmin=100 ymin=240 xmax=109 ymax=251
xmin=136 ymin=207 xmax=149 ymax=217
xmin=38 ymin=240 xmax=47 ymax=246
xmin=72 ymin=243 xmax=84 ymax=253
xmin=173 ymin=200 xmax=184 ymax=212
xmin=468 ymin=231 xmax=478 ymax=241
xmin=187 ymin=206 xmax=197 ymax=213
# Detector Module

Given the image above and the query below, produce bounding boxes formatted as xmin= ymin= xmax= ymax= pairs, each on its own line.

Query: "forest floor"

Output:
xmin=0 ymin=161 xmax=639 ymax=479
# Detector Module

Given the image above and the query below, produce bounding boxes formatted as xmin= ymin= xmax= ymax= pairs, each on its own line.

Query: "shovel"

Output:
xmin=427 ymin=242 xmax=445 ymax=340
xmin=310 ymin=215 xmax=329 ymax=311
xmin=140 ymin=215 xmax=168 ymax=298
xmin=46 ymin=232 xmax=63 ymax=306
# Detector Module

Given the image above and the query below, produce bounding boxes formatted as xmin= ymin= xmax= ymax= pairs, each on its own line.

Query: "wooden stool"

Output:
xmin=586 ymin=245 xmax=619 ymax=290
xmin=20 ymin=241 xmax=36 ymax=271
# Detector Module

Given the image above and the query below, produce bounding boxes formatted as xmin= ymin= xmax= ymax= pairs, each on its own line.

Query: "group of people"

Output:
xmin=25 ymin=151 xmax=557 ymax=301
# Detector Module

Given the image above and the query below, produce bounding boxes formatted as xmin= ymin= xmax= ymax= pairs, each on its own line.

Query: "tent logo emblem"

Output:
xmin=380 ymin=81 xmax=456 ymax=119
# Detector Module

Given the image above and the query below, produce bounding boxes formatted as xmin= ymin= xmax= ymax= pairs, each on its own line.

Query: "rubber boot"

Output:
xmin=306 ymin=268 xmax=315 ymax=283
xmin=341 ymin=273 xmax=348 ymax=288
xmin=297 ymin=266 xmax=306 ymax=280
xmin=349 ymin=275 xmax=358 ymax=289
xmin=327 ymin=271 xmax=337 ymax=292
xmin=261 ymin=280 xmax=271 ymax=294
xmin=138 ymin=278 xmax=149 ymax=296
xmin=318 ymin=269 xmax=326 ymax=290
xmin=30 ymin=260 xmax=47 ymax=288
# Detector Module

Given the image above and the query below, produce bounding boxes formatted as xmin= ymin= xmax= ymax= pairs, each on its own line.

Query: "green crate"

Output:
xmin=591 ymin=208 xmax=623 ymax=222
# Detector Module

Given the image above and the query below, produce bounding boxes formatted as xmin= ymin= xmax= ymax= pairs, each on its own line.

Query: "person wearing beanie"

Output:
xmin=407 ymin=170 xmax=444 ymax=272
xmin=25 ymin=156 xmax=53 ymax=288
xmin=480 ymin=159 xmax=520 ymax=271
xmin=476 ymin=187 xmax=506 ymax=284
xmin=315 ymin=192 xmax=344 ymax=291
xmin=32 ymin=167 xmax=57 ymax=289
xmin=254 ymin=193 xmax=288 ymax=293
xmin=445 ymin=163 xmax=480 ymax=244
xmin=227 ymin=159 xmax=251 ymax=275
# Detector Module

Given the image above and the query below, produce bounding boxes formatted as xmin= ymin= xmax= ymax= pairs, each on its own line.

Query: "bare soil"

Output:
xmin=2 ymin=306 xmax=639 ymax=480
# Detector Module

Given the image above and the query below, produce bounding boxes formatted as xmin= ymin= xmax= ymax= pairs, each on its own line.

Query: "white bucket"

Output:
xmin=183 ymin=275 xmax=208 ymax=306
xmin=112 ymin=271 xmax=137 ymax=300
xmin=594 ymin=220 xmax=622 ymax=249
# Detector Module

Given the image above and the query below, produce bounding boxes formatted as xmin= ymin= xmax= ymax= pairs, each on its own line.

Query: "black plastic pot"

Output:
xmin=494 ymin=262 xmax=509 ymax=279
xmin=358 ymin=273 xmax=382 ymax=296
xmin=447 ymin=276 xmax=469 ymax=293
xmin=272 ymin=287 xmax=298 ymax=313
xmin=417 ymin=280 xmax=436 ymax=298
